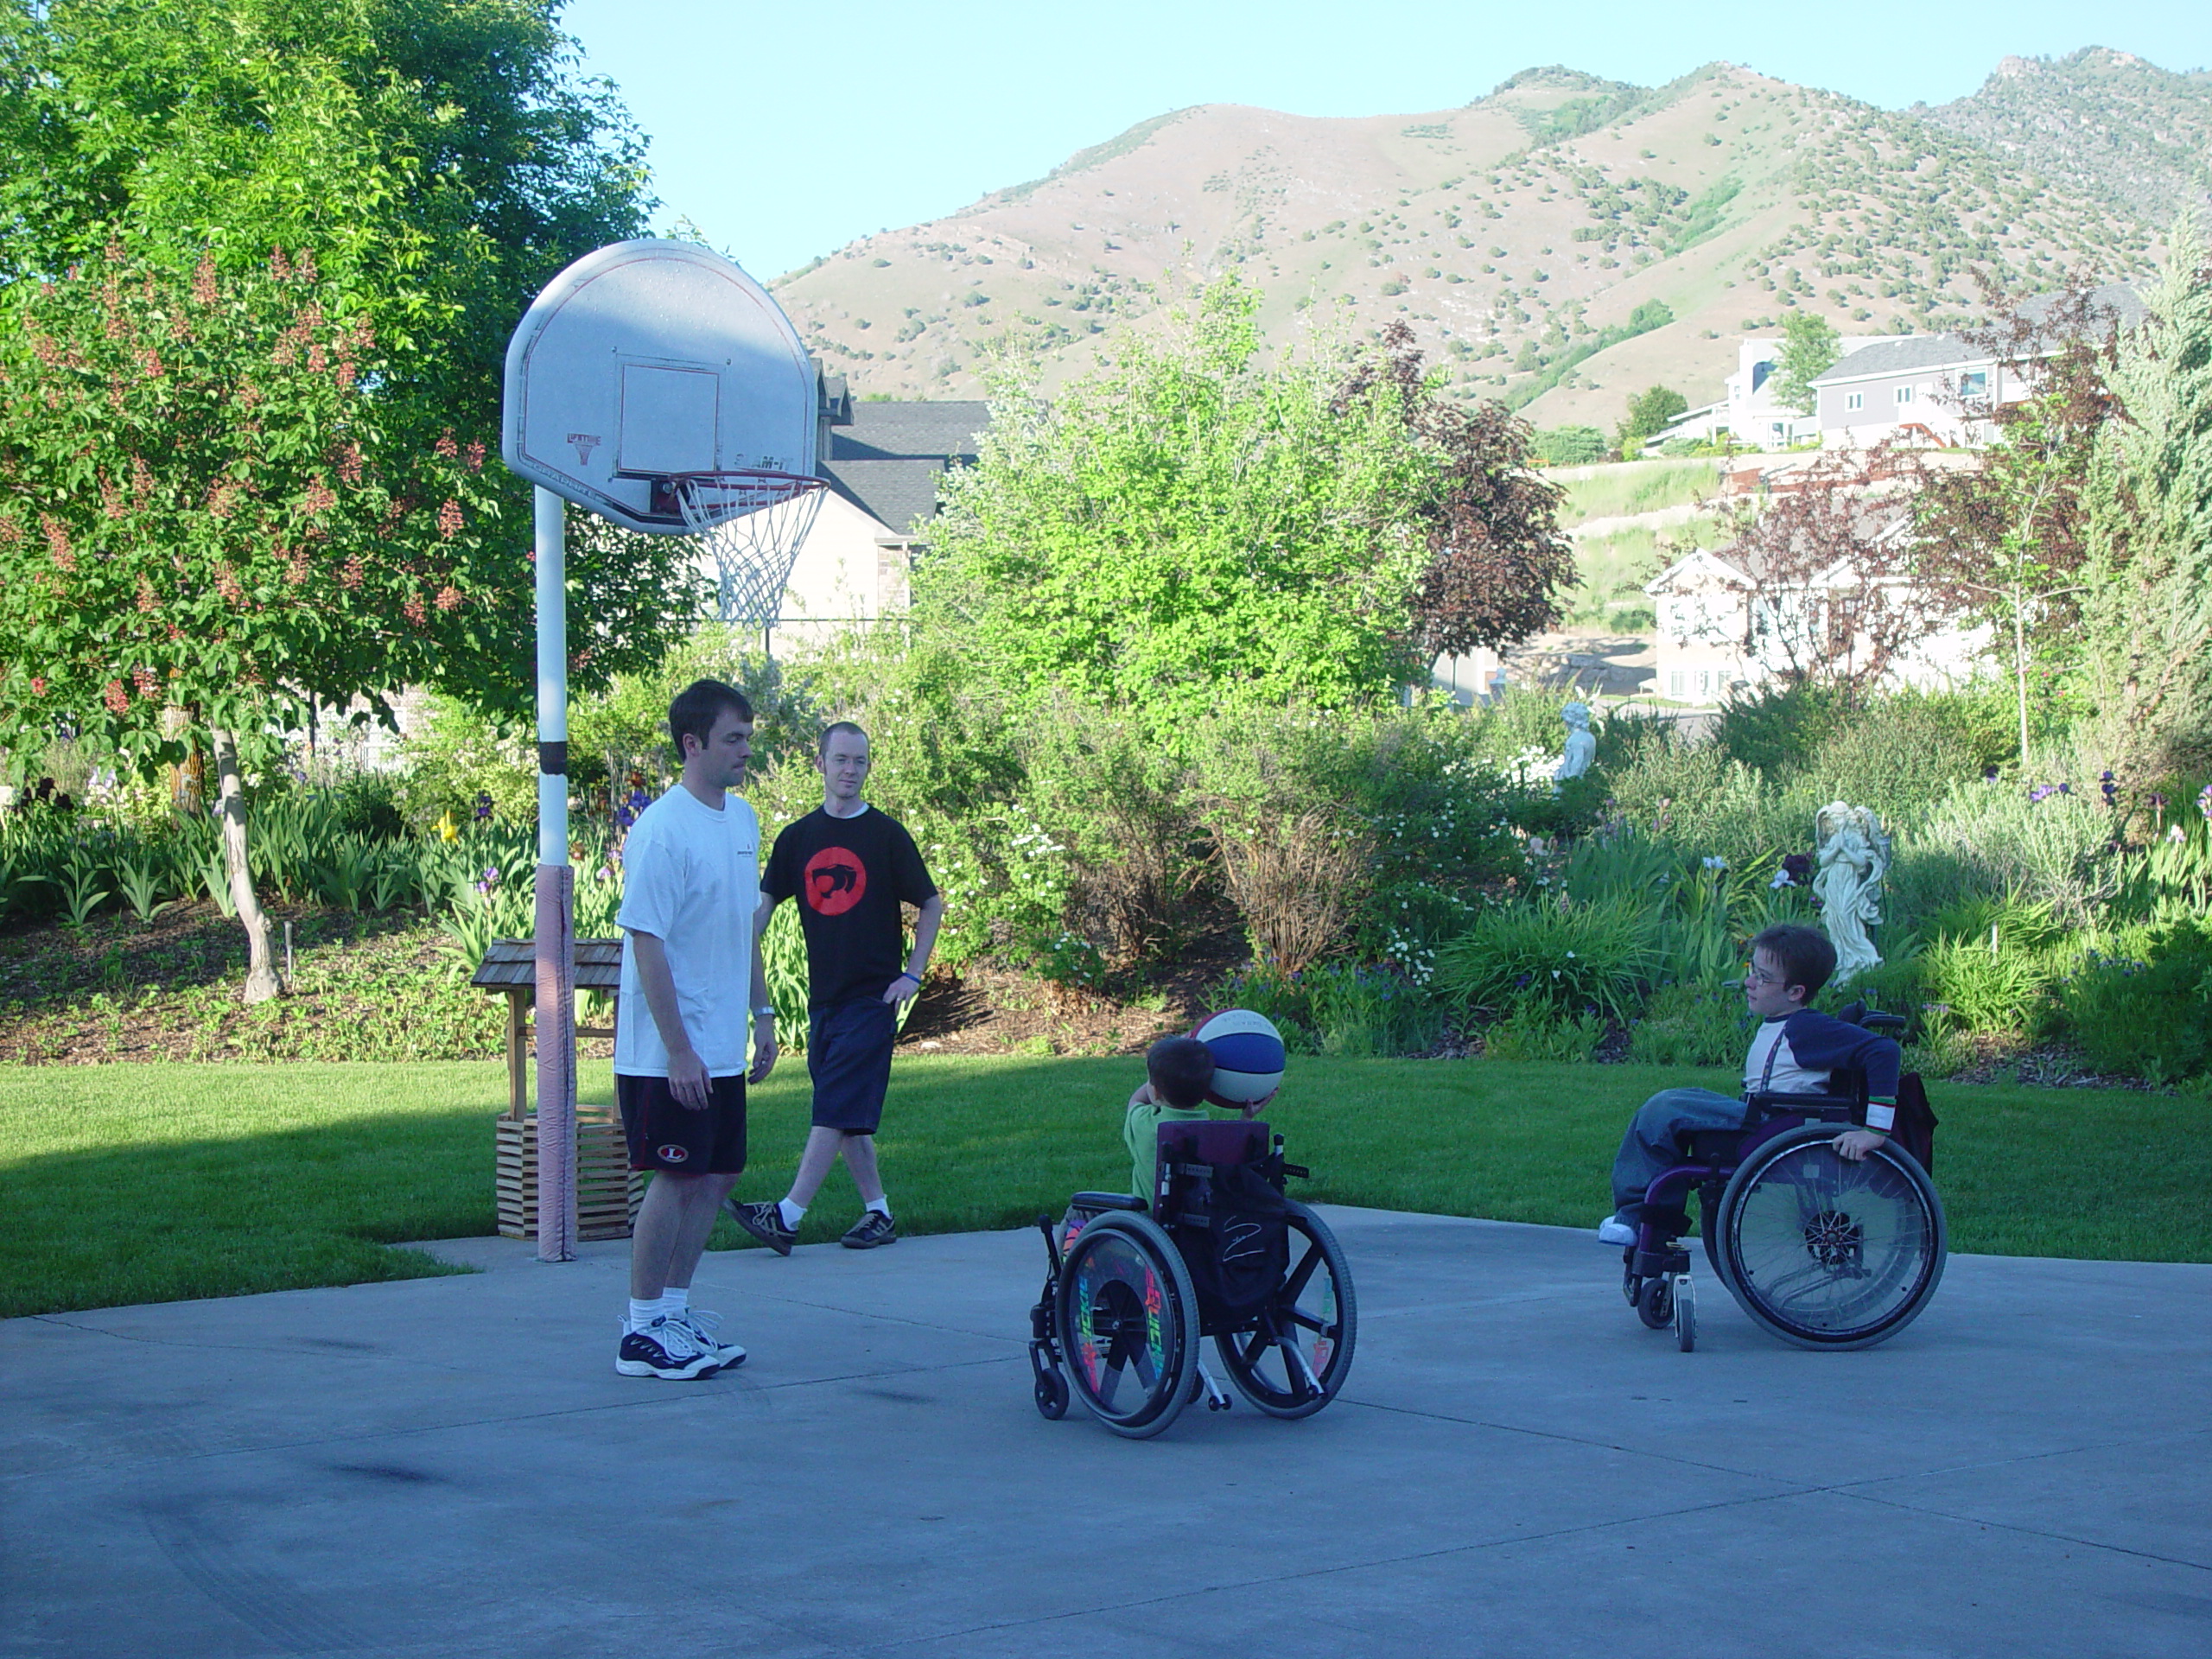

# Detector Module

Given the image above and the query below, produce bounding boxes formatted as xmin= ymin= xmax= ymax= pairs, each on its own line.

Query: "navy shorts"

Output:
xmin=807 ymin=997 xmax=898 ymax=1134
xmin=616 ymin=1073 xmax=747 ymax=1173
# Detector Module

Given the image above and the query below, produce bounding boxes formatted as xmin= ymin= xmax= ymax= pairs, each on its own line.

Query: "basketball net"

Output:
xmin=672 ymin=471 xmax=829 ymax=632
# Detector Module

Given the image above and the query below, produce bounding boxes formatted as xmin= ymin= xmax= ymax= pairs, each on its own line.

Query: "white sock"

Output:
xmin=660 ymin=1287 xmax=689 ymax=1318
xmin=627 ymin=1297 xmax=659 ymax=1331
xmin=866 ymin=1198 xmax=892 ymax=1218
xmin=779 ymin=1198 xmax=806 ymax=1230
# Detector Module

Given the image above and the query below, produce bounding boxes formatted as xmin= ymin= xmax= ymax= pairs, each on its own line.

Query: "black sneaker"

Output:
xmin=726 ymin=1198 xmax=796 ymax=1256
xmin=841 ymin=1211 xmax=898 ymax=1249
xmin=616 ymin=1316 xmax=719 ymax=1380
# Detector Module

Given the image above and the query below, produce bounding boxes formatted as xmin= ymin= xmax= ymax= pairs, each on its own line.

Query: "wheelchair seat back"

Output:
xmin=1155 ymin=1119 xmax=1290 ymax=1323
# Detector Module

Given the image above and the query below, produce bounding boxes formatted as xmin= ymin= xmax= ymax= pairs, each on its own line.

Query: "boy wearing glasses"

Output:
xmin=1596 ymin=923 xmax=1899 ymax=1246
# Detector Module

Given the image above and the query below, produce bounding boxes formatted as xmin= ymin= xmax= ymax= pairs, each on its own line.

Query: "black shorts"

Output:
xmin=807 ymin=997 xmax=898 ymax=1134
xmin=615 ymin=1073 xmax=747 ymax=1173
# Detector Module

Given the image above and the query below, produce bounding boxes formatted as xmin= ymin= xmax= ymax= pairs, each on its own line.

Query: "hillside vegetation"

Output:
xmin=771 ymin=49 xmax=2202 ymax=433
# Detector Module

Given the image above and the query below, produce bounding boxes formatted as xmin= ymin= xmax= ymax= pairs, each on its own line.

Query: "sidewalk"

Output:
xmin=3 ymin=1209 xmax=2206 ymax=1657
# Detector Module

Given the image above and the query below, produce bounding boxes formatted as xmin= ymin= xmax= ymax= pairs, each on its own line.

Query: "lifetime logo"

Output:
xmin=657 ymin=1144 xmax=690 ymax=1164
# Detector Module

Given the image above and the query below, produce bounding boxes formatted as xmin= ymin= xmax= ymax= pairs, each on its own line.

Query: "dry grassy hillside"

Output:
xmin=771 ymin=54 xmax=2196 ymax=431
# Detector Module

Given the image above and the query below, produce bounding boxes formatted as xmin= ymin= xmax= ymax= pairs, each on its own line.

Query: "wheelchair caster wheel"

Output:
xmin=1675 ymin=1273 xmax=1696 ymax=1353
xmin=1636 ymin=1275 xmax=1674 ymax=1331
xmin=1033 ymin=1367 xmax=1069 ymax=1421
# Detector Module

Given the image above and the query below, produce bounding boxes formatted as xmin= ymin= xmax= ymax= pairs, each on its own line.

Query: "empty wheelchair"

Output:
xmin=1623 ymin=1010 xmax=1946 ymax=1352
xmin=1027 ymin=1119 xmax=1357 ymax=1440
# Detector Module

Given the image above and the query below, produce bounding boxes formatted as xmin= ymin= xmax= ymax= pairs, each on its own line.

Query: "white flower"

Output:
xmin=1770 ymin=868 xmax=1793 ymax=888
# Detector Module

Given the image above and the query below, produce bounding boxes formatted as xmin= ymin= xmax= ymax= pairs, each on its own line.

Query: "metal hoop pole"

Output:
xmin=533 ymin=486 xmax=577 ymax=1263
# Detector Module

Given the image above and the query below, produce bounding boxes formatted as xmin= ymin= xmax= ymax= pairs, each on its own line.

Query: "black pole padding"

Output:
xmin=538 ymin=741 xmax=567 ymax=776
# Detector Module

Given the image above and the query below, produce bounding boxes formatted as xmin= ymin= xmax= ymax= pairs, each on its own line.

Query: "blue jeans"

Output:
xmin=1610 ymin=1087 xmax=1745 ymax=1211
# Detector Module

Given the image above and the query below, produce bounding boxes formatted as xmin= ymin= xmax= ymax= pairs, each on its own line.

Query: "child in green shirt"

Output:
xmin=1122 ymin=1035 xmax=1220 ymax=1201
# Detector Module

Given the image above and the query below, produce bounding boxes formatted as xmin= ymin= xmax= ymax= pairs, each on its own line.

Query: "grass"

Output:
xmin=1556 ymin=459 xmax=1720 ymax=527
xmin=1567 ymin=519 xmax=1726 ymax=626
xmin=3 ymin=1057 xmax=2206 ymax=1317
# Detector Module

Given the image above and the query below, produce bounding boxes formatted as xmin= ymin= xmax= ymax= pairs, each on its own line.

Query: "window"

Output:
xmin=1959 ymin=370 xmax=1987 ymax=397
xmin=1695 ymin=670 xmax=1713 ymax=696
xmin=1895 ymin=385 xmax=1914 ymax=405
xmin=1846 ymin=391 xmax=1864 ymax=411
xmin=1669 ymin=671 xmax=1685 ymax=698
xmin=1751 ymin=360 xmax=1771 ymax=392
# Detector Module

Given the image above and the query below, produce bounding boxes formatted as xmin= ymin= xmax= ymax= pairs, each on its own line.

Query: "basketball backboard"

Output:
xmin=502 ymin=239 xmax=817 ymax=535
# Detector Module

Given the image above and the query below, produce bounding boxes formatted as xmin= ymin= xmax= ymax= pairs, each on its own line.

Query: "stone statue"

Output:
xmin=1554 ymin=702 xmax=1597 ymax=782
xmin=1813 ymin=801 xmax=1891 ymax=984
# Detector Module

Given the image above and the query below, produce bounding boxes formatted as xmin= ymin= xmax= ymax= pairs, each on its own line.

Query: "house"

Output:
xmin=1658 ymin=336 xmax=1884 ymax=452
xmin=1643 ymin=504 xmax=1989 ymax=701
xmin=690 ymin=372 xmax=988 ymax=653
xmin=1810 ymin=285 xmax=2143 ymax=449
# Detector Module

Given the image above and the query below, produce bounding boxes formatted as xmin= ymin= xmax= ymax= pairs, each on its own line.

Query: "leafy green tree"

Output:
xmin=0 ymin=239 xmax=699 ymax=999
xmin=2079 ymin=226 xmax=2212 ymax=781
xmin=1533 ymin=425 xmax=1609 ymax=466
xmin=1769 ymin=311 xmax=1842 ymax=414
xmin=918 ymin=281 xmax=1438 ymax=738
xmin=1614 ymin=385 xmax=1688 ymax=457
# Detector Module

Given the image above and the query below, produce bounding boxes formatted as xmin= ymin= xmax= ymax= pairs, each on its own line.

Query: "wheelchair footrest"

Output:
xmin=1632 ymin=1245 xmax=1691 ymax=1279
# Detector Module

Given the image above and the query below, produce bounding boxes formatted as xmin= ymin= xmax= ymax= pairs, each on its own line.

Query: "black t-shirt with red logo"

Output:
xmin=762 ymin=805 xmax=938 ymax=1008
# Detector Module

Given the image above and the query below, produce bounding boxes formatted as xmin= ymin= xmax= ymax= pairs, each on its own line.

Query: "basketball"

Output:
xmin=1192 ymin=1009 xmax=1286 ymax=1108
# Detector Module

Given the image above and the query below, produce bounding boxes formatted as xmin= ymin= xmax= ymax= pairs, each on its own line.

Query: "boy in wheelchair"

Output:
xmin=1121 ymin=1036 xmax=1236 ymax=1200
xmin=1597 ymin=924 xmax=1898 ymax=1247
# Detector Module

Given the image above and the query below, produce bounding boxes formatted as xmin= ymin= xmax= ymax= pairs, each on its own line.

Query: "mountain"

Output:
xmin=767 ymin=54 xmax=2198 ymax=432
xmin=1916 ymin=48 xmax=2212 ymax=228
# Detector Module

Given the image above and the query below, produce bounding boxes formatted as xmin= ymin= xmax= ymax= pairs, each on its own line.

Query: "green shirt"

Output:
xmin=1124 ymin=1099 xmax=1212 ymax=1201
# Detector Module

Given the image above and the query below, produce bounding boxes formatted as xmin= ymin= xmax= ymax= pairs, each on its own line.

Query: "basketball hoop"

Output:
xmin=670 ymin=469 xmax=828 ymax=631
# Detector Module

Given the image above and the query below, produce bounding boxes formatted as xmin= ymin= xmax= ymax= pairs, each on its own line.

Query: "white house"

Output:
xmin=1659 ymin=335 xmax=1885 ymax=452
xmin=1643 ymin=506 xmax=1990 ymax=701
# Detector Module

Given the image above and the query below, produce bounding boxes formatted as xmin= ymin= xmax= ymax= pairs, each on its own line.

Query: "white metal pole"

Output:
xmin=533 ymin=486 xmax=577 ymax=1262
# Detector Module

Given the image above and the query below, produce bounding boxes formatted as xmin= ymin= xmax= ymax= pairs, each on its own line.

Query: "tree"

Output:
xmin=0 ymin=0 xmax=650 ymax=467
xmin=1769 ymin=311 xmax=1842 ymax=415
xmin=0 ymin=238 xmax=702 ymax=998
xmin=1707 ymin=447 xmax=1940 ymax=696
xmin=1532 ymin=425 xmax=1609 ymax=466
xmin=2078 ymin=226 xmax=2212 ymax=781
xmin=1909 ymin=281 xmax=2118 ymax=773
xmin=917 ymin=281 xmax=1438 ymax=738
xmin=1346 ymin=323 xmax=1575 ymax=660
xmin=1614 ymin=385 xmax=1688 ymax=457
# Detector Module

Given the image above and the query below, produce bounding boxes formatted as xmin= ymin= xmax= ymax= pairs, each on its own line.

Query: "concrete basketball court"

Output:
xmin=3 ymin=1207 xmax=2206 ymax=1658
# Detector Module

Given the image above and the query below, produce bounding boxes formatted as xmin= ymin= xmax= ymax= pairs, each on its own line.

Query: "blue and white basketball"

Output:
xmin=1192 ymin=1009 xmax=1286 ymax=1109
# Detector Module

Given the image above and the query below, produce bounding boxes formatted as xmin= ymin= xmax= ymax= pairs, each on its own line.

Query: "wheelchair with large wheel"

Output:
xmin=1623 ymin=1010 xmax=1947 ymax=1352
xmin=1027 ymin=1118 xmax=1356 ymax=1439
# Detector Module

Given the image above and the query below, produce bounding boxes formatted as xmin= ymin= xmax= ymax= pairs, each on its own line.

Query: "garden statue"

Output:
xmin=1554 ymin=702 xmax=1597 ymax=782
xmin=1813 ymin=801 xmax=1891 ymax=983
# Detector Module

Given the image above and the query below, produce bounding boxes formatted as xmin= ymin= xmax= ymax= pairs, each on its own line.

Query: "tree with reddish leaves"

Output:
xmin=1909 ymin=276 xmax=2125 ymax=772
xmin=1705 ymin=445 xmax=1942 ymax=697
xmin=1344 ymin=322 xmax=1576 ymax=661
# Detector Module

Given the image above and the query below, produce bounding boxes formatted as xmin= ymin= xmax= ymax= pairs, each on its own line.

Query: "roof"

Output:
xmin=472 ymin=938 xmax=624 ymax=992
xmin=829 ymin=401 xmax=988 ymax=465
xmin=819 ymin=458 xmax=947 ymax=537
xmin=1811 ymin=285 xmax=2144 ymax=388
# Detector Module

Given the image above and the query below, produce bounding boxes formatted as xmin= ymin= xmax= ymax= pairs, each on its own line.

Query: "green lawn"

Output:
xmin=3 ymin=1057 xmax=2205 ymax=1317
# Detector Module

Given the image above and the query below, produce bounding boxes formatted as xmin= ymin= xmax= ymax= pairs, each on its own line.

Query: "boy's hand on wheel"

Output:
xmin=1833 ymin=1128 xmax=1885 ymax=1160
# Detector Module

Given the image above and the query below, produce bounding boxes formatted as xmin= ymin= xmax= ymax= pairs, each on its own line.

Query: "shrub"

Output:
xmin=1533 ymin=424 xmax=1609 ymax=466
xmin=1916 ymin=782 xmax=2121 ymax=923
xmin=1712 ymin=683 xmax=1849 ymax=778
xmin=1914 ymin=938 xmax=2061 ymax=1039
xmin=1434 ymin=894 xmax=1658 ymax=1022
xmin=1628 ymin=982 xmax=1747 ymax=1066
xmin=1481 ymin=1002 xmax=1605 ymax=1062
xmin=1804 ymin=701 xmax=1983 ymax=823
xmin=2055 ymin=922 xmax=2212 ymax=1083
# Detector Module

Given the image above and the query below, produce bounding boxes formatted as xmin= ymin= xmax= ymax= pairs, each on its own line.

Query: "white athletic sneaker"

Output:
xmin=616 ymin=1315 xmax=718 ymax=1380
xmin=671 ymin=1307 xmax=746 ymax=1369
xmin=1597 ymin=1212 xmax=1639 ymax=1248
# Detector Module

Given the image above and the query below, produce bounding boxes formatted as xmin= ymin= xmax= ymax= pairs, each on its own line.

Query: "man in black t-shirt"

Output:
xmin=726 ymin=721 xmax=944 ymax=1252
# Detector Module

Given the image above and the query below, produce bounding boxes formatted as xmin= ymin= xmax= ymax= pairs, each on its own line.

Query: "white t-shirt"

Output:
xmin=614 ymin=785 xmax=760 ymax=1078
xmin=1743 ymin=1017 xmax=1828 ymax=1096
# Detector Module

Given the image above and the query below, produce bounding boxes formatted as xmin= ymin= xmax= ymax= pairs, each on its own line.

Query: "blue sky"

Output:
xmin=559 ymin=1 xmax=2210 ymax=282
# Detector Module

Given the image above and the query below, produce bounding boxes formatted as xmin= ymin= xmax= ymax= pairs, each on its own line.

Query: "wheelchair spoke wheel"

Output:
xmin=1052 ymin=1211 xmax=1198 ymax=1439
xmin=1718 ymin=1125 xmax=1947 ymax=1350
xmin=1214 ymin=1201 xmax=1357 ymax=1419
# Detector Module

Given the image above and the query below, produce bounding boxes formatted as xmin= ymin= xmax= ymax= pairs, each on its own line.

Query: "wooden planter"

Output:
xmin=473 ymin=938 xmax=644 ymax=1241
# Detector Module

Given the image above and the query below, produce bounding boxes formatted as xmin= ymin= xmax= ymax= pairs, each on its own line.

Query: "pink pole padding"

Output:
xmin=535 ymin=862 xmax=578 ymax=1262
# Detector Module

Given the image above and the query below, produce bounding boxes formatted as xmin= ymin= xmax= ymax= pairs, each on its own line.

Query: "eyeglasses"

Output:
xmin=1744 ymin=964 xmax=1781 ymax=986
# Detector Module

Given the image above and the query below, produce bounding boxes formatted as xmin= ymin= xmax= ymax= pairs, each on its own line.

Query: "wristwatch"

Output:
xmin=751 ymin=1004 xmax=776 ymax=1018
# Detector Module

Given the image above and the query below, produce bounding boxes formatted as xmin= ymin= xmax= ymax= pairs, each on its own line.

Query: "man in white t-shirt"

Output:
xmin=611 ymin=679 xmax=778 ymax=1380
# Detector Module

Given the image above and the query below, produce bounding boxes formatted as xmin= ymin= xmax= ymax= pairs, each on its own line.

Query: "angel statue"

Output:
xmin=1813 ymin=801 xmax=1891 ymax=983
xmin=1554 ymin=702 xmax=1598 ymax=781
